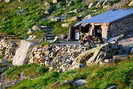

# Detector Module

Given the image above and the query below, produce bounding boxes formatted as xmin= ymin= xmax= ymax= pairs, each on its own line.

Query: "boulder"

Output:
xmin=50 ymin=17 xmax=60 ymax=22
xmin=67 ymin=0 xmax=74 ymax=6
xmin=44 ymin=2 xmax=50 ymax=7
xmin=4 ymin=0 xmax=10 ymax=3
xmin=73 ymin=79 xmax=87 ymax=86
xmin=107 ymin=85 xmax=116 ymax=89
xmin=61 ymin=23 xmax=69 ymax=27
xmin=27 ymin=29 xmax=34 ymax=35
xmin=52 ymin=0 xmax=59 ymax=4
xmin=27 ymin=35 xmax=36 ymax=40
xmin=32 ymin=25 xmax=40 ymax=31
xmin=13 ymin=40 xmax=36 ymax=66
xmin=50 ymin=16 xmax=66 ymax=22
xmin=66 ymin=16 xmax=78 ymax=22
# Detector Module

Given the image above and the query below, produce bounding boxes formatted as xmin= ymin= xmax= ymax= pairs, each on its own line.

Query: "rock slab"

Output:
xmin=13 ymin=40 xmax=36 ymax=66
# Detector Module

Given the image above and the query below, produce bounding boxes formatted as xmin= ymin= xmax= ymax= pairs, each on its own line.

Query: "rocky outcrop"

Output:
xmin=13 ymin=40 xmax=36 ymax=66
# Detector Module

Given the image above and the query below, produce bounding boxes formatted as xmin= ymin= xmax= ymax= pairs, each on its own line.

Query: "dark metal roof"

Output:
xmin=76 ymin=8 xmax=133 ymax=25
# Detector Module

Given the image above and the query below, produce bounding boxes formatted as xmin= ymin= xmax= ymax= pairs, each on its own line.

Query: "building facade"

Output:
xmin=69 ymin=8 xmax=133 ymax=41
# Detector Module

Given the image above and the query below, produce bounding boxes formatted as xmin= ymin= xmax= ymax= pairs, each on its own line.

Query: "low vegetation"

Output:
xmin=3 ymin=58 xmax=132 ymax=89
xmin=0 ymin=0 xmax=112 ymax=39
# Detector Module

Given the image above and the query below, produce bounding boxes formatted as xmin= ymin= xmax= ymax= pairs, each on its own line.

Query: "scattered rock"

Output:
xmin=50 ymin=16 xmax=60 ymax=22
xmin=67 ymin=0 xmax=74 ymax=6
xmin=61 ymin=80 xmax=73 ymax=85
xmin=4 ymin=0 xmax=10 ymax=3
xmin=27 ymin=29 xmax=34 ymax=35
xmin=73 ymin=79 xmax=87 ymax=86
xmin=66 ymin=16 xmax=78 ymax=22
xmin=44 ymin=2 xmax=50 ymax=7
xmin=27 ymin=35 xmax=36 ymax=40
xmin=52 ymin=0 xmax=59 ymax=4
xmin=16 ymin=8 xmax=27 ymax=15
xmin=32 ymin=25 xmax=40 ymax=31
xmin=61 ymin=23 xmax=69 ymax=27
xmin=50 ymin=16 xmax=66 ymax=22
xmin=107 ymin=85 xmax=116 ymax=89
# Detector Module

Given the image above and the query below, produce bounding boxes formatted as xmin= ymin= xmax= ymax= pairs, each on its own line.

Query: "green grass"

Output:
xmin=0 ymin=0 xmax=43 ymax=38
xmin=4 ymin=64 xmax=48 ymax=81
xmin=0 ymin=0 xmax=110 ymax=38
xmin=5 ymin=59 xmax=133 ymax=89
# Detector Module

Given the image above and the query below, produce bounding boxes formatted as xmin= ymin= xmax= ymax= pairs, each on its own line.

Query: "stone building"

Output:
xmin=69 ymin=8 xmax=133 ymax=41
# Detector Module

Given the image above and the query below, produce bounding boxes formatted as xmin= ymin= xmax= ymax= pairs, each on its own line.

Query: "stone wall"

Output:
xmin=109 ymin=14 xmax=133 ymax=38
xmin=0 ymin=39 xmax=18 ymax=60
xmin=29 ymin=44 xmax=88 ymax=72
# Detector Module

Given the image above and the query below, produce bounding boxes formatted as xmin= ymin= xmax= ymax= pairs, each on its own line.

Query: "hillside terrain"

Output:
xmin=1 ymin=0 xmax=131 ymax=39
xmin=1 ymin=59 xmax=133 ymax=89
xmin=0 ymin=0 xmax=133 ymax=89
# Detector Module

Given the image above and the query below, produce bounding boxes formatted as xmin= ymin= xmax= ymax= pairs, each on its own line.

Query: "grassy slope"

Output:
xmin=1 ymin=0 xmax=132 ymax=38
xmin=0 ymin=0 xmax=108 ymax=39
xmin=0 ymin=0 xmax=45 ymax=38
xmin=4 ymin=58 xmax=133 ymax=89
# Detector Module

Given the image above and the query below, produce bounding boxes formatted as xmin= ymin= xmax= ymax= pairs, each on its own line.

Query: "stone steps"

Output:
xmin=44 ymin=28 xmax=55 ymax=41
